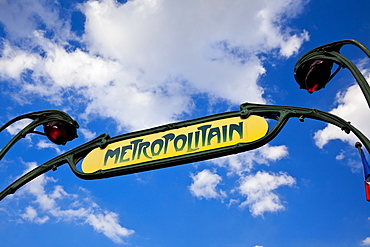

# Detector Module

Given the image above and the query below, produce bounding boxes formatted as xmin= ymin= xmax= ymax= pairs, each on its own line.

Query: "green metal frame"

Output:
xmin=1 ymin=102 xmax=369 ymax=201
xmin=0 ymin=110 xmax=79 ymax=161
xmin=1 ymin=39 xmax=370 ymax=202
xmin=294 ymin=39 xmax=370 ymax=107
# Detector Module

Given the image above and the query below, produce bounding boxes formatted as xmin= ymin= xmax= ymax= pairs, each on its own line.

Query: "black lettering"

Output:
xmin=138 ymin=142 xmax=152 ymax=159
xmin=151 ymin=139 xmax=164 ymax=156
xmin=163 ymin=133 xmax=175 ymax=154
xmin=174 ymin=134 xmax=187 ymax=151
xmin=197 ymin=124 xmax=211 ymax=146
xmin=207 ymin=127 xmax=221 ymax=145
xmin=119 ymin=145 xmax=132 ymax=163
xmin=104 ymin=147 xmax=120 ymax=166
xmin=131 ymin=139 xmax=143 ymax=160
xmin=229 ymin=122 xmax=243 ymax=141
xmin=222 ymin=125 xmax=228 ymax=142
xmin=187 ymin=132 xmax=199 ymax=152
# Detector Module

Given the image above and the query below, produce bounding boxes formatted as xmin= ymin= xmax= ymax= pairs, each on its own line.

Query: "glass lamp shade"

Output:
xmin=43 ymin=121 xmax=77 ymax=145
xmin=295 ymin=59 xmax=333 ymax=93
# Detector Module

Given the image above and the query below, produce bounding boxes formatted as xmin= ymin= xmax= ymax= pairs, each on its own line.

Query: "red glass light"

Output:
xmin=307 ymin=82 xmax=320 ymax=94
xmin=295 ymin=59 xmax=333 ymax=94
xmin=43 ymin=121 xmax=77 ymax=145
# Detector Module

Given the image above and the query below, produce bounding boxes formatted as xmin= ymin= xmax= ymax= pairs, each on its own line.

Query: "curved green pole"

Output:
xmin=294 ymin=39 xmax=370 ymax=107
xmin=2 ymin=40 xmax=369 ymax=202
xmin=297 ymin=39 xmax=370 ymax=58
xmin=0 ymin=110 xmax=79 ymax=161
xmin=240 ymin=102 xmax=370 ymax=154
xmin=0 ymin=133 xmax=109 ymax=201
xmin=1 ymin=102 xmax=368 ymax=201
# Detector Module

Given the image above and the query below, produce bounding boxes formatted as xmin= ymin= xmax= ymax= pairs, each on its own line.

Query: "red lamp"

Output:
xmin=43 ymin=121 xmax=77 ymax=145
xmin=294 ymin=59 xmax=334 ymax=94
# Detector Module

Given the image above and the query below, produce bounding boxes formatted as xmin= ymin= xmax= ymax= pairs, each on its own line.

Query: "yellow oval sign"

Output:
xmin=81 ymin=115 xmax=268 ymax=173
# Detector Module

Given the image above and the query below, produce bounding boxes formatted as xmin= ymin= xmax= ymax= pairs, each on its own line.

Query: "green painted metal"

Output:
xmin=1 ymin=102 xmax=369 ymax=201
xmin=0 ymin=39 xmax=369 ymax=202
xmin=294 ymin=39 xmax=370 ymax=107
xmin=0 ymin=110 xmax=79 ymax=161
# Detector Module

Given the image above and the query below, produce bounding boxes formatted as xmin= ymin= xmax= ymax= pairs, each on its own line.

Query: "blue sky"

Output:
xmin=0 ymin=0 xmax=370 ymax=246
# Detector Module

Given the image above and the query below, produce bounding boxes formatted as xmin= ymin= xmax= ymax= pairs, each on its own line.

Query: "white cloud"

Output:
xmin=81 ymin=0 xmax=308 ymax=104
xmin=0 ymin=0 xmax=306 ymax=220
xmin=279 ymin=32 xmax=309 ymax=57
xmin=36 ymin=139 xmax=63 ymax=154
xmin=79 ymin=128 xmax=97 ymax=140
xmin=314 ymin=85 xmax=370 ymax=149
xmin=0 ymin=0 xmax=309 ymax=131
xmin=189 ymin=169 xmax=226 ymax=199
xmin=237 ymin=171 xmax=296 ymax=217
xmin=336 ymin=151 xmax=345 ymax=160
xmin=21 ymin=206 xmax=50 ymax=224
xmin=362 ymin=218 xmax=370 ymax=246
xmin=189 ymin=146 xmax=292 ymax=216
xmin=8 ymin=161 xmax=135 ymax=244
xmin=3 ymin=118 xmax=33 ymax=135
xmin=86 ymin=212 xmax=134 ymax=244
xmin=0 ymin=43 xmax=39 ymax=80
xmin=259 ymin=144 xmax=289 ymax=162
xmin=212 ymin=144 xmax=289 ymax=175
xmin=314 ymin=68 xmax=370 ymax=149
xmin=362 ymin=237 xmax=370 ymax=246
xmin=0 ymin=0 xmax=73 ymax=41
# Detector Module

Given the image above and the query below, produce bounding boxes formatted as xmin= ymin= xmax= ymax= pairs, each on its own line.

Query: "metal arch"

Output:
xmin=0 ymin=110 xmax=79 ymax=161
xmin=294 ymin=39 xmax=370 ymax=107
xmin=1 ymin=102 xmax=369 ymax=201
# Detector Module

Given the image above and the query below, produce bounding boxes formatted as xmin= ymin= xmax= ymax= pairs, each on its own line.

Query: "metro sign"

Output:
xmin=81 ymin=113 xmax=268 ymax=175
xmin=3 ymin=101 xmax=365 ymax=202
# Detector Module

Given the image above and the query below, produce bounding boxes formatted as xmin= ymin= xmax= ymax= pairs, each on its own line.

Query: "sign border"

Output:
xmin=78 ymin=110 xmax=269 ymax=178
